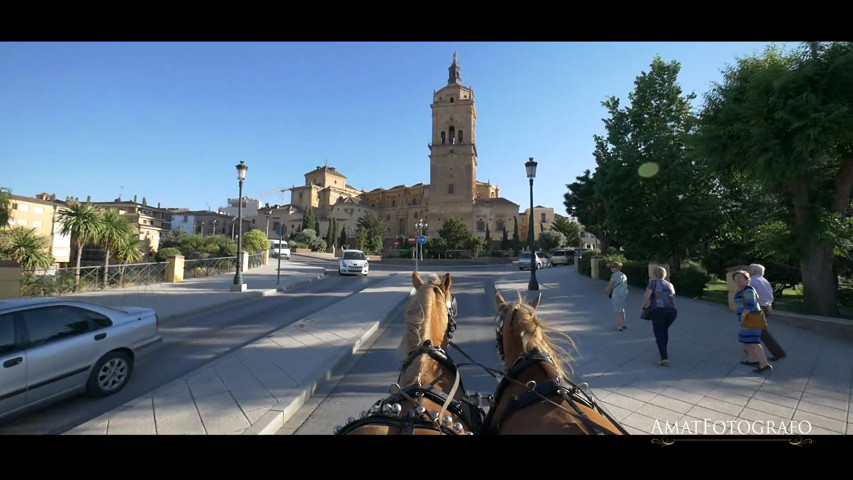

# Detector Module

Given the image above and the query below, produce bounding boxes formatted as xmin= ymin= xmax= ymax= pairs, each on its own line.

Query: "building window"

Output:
xmin=386 ymin=215 xmax=391 ymax=221
xmin=458 ymin=131 xmax=463 ymax=144
xmin=33 ymin=221 xmax=42 ymax=228
xmin=17 ymin=204 xmax=29 ymax=212
xmin=448 ymin=184 xmax=454 ymax=194
xmin=17 ymin=219 xmax=27 ymax=226
xmin=541 ymin=213 xmax=547 ymax=223
xmin=449 ymin=126 xmax=456 ymax=144
xmin=441 ymin=132 xmax=446 ymax=144
xmin=497 ymin=220 xmax=505 ymax=231
xmin=476 ymin=219 xmax=485 ymax=232
xmin=34 ymin=206 xmax=44 ymax=214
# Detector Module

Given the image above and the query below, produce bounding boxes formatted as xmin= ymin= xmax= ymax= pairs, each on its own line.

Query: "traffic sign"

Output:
xmin=408 ymin=237 xmax=416 ymax=245
xmin=417 ymin=235 xmax=427 ymax=245
xmin=275 ymin=225 xmax=287 ymax=236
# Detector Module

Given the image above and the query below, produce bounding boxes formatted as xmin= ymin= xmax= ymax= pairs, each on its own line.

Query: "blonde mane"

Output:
xmin=502 ymin=291 xmax=576 ymax=380
xmin=398 ymin=273 xmax=445 ymax=359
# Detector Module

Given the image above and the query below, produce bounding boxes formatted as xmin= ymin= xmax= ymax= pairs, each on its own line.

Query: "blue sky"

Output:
xmin=1 ymin=41 xmax=794 ymax=216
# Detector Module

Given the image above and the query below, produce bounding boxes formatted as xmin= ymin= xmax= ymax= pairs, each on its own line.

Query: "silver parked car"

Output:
xmin=514 ymin=251 xmax=550 ymax=270
xmin=0 ymin=298 xmax=162 ymax=423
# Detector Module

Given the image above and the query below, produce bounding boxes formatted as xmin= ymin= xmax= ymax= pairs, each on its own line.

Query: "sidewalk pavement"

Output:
xmin=494 ymin=268 xmax=853 ymax=435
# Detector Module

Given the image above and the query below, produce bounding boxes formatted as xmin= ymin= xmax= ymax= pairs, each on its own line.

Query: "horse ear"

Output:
xmin=495 ymin=290 xmax=506 ymax=308
xmin=441 ymin=273 xmax=451 ymax=292
xmin=412 ymin=270 xmax=423 ymax=288
xmin=530 ymin=293 xmax=542 ymax=311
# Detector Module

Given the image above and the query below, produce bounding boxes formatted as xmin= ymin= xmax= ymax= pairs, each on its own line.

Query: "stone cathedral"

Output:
xmin=258 ymin=54 xmax=539 ymax=250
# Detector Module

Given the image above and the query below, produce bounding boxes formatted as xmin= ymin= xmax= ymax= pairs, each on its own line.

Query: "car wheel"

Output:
xmin=87 ymin=351 xmax=133 ymax=398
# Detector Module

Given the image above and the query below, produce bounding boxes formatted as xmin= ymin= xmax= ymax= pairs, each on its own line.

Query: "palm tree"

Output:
xmin=0 ymin=226 xmax=55 ymax=271
xmin=0 ymin=187 xmax=12 ymax=228
xmin=113 ymin=233 xmax=144 ymax=286
xmin=99 ymin=209 xmax=135 ymax=288
xmin=57 ymin=200 xmax=103 ymax=289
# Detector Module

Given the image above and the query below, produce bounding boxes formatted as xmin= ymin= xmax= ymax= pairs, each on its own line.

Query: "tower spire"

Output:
xmin=448 ymin=52 xmax=461 ymax=86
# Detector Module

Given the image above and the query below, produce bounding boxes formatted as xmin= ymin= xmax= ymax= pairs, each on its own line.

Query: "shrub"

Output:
xmin=670 ymin=265 xmax=712 ymax=298
xmin=621 ymin=261 xmax=649 ymax=288
xmin=578 ymin=255 xmax=592 ymax=277
xmin=155 ymin=247 xmax=182 ymax=262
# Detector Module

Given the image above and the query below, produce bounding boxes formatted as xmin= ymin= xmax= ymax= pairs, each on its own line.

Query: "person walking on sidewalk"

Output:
xmin=748 ymin=263 xmax=786 ymax=361
xmin=604 ymin=262 xmax=629 ymax=331
xmin=733 ymin=270 xmax=773 ymax=374
xmin=640 ymin=266 xmax=677 ymax=366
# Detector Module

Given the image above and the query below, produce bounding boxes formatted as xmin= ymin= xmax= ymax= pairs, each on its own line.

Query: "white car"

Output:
xmin=269 ymin=239 xmax=290 ymax=260
xmin=339 ymin=249 xmax=369 ymax=276
xmin=0 ymin=298 xmax=162 ymax=423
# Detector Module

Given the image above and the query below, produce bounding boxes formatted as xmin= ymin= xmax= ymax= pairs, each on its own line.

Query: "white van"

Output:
xmin=269 ymin=239 xmax=290 ymax=259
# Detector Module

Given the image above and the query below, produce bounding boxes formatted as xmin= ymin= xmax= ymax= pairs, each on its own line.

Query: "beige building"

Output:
xmin=257 ymin=54 xmax=530 ymax=250
xmin=91 ymin=197 xmax=173 ymax=260
xmin=6 ymin=193 xmax=71 ymax=265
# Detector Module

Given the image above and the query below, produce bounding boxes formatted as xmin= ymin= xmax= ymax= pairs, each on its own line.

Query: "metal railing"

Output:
xmin=20 ymin=262 xmax=168 ymax=297
xmin=183 ymin=256 xmax=238 ymax=279
xmin=247 ymin=252 xmax=263 ymax=269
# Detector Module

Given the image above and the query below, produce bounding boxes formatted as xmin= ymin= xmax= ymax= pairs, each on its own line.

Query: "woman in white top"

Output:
xmin=604 ymin=262 xmax=629 ymax=331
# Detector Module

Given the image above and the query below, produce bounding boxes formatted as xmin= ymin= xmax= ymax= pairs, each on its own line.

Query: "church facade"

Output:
xmin=254 ymin=54 xmax=559 ymax=250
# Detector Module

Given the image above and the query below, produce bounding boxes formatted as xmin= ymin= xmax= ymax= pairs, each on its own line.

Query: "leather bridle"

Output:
xmin=335 ymin=288 xmax=484 ymax=435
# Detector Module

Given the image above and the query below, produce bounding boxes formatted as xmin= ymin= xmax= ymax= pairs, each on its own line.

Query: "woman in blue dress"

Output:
xmin=733 ymin=270 xmax=772 ymax=374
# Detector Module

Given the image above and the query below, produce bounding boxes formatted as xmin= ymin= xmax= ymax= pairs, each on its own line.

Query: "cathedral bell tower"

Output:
xmin=427 ymin=52 xmax=477 ymax=231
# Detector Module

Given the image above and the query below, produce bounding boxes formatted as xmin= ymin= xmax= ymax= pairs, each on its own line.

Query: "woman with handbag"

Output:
xmin=604 ymin=262 xmax=629 ymax=331
xmin=733 ymin=270 xmax=772 ymax=374
xmin=640 ymin=266 xmax=677 ymax=366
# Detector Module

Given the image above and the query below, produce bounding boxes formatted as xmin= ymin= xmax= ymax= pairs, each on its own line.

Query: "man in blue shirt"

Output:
xmin=748 ymin=264 xmax=786 ymax=361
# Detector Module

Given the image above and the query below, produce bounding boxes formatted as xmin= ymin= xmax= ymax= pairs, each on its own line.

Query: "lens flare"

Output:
xmin=638 ymin=162 xmax=659 ymax=178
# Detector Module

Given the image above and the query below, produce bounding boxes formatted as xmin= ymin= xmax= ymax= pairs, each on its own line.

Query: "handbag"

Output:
xmin=739 ymin=287 xmax=767 ymax=330
xmin=609 ymin=275 xmax=623 ymax=299
xmin=641 ymin=306 xmax=652 ymax=320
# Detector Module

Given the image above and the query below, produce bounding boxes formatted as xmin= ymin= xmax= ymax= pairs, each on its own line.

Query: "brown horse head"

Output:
xmin=487 ymin=291 xmax=625 ymax=434
xmin=398 ymin=270 xmax=454 ymax=387
xmin=338 ymin=270 xmax=483 ymax=435
xmin=494 ymin=290 xmax=572 ymax=381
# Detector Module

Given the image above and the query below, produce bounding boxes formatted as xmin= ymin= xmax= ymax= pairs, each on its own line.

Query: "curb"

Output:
xmin=243 ymin=282 xmax=411 ymax=435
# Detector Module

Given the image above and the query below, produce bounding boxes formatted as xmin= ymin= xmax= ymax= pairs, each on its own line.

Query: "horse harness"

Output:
xmin=480 ymin=348 xmax=629 ymax=435
xmin=335 ymin=293 xmax=485 ymax=435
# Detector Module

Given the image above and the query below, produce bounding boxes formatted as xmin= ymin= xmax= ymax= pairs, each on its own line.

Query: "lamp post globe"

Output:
xmin=232 ymin=160 xmax=248 ymax=291
xmin=525 ymin=157 xmax=539 ymax=291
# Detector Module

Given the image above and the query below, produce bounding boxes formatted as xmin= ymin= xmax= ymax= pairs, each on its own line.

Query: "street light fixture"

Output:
xmin=414 ymin=218 xmax=428 ymax=271
xmin=232 ymin=160 xmax=248 ymax=291
xmin=525 ymin=157 xmax=539 ymax=291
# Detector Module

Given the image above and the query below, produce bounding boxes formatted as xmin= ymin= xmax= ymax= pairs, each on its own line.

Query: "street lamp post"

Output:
xmin=414 ymin=218 xmax=428 ymax=271
xmin=525 ymin=157 xmax=539 ymax=291
xmin=232 ymin=161 xmax=248 ymax=291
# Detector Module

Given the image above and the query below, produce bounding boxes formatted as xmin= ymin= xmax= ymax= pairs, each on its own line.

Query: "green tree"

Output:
xmin=339 ymin=225 xmax=348 ymax=249
xmin=302 ymin=206 xmax=316 ymax=232
xmin=0 ymin=187 xmax=12 ymax=228
xmin=356 ymin=212 xmax=387 ymax=254
xmin=464 ymin=233 xmax=486 ymax=258
xmin=695 ymin=42 xmax=853 ymax=315
xmin=484 ymin=224 xmax=491 ymax=248
xmin=113 ymin=234 xmax=145 ymax=284
xmin=501 ymin=227 xmax=510 ymax=250
xmin=160 ymin=226 xmax=191 ymax=249
xmin=314 ymin=217 xmax=321 ymax=236
xmin=0 ymin=226 xmax=54 ymax=270
xmin=438 ymin=217 xmax=469 ymax=250
xmin=512 ymin=217 xmax=520 ymax=256
xmin=564 ymin=170 xmax=613 ymax=252
xmin=325 ymin=218 xmax=337 ymax=251
xmin=57 ymin=200 xmax=103 ymax=289
xmin=592 ymin=56 xmax=721 ymax=272
xmin=99 ymin=209 xmax=136 ymax=287
xmin=242 ymin=229 xmax=271 ymax=253
xmin=550 ymin=217 xmax=580 ymax=248
xmin=537 ymin=230 xmax=566 ymax=252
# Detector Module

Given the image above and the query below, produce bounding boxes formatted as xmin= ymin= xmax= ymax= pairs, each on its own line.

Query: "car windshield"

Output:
xmin=343 ymin=252 xmax=366 ymax=260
